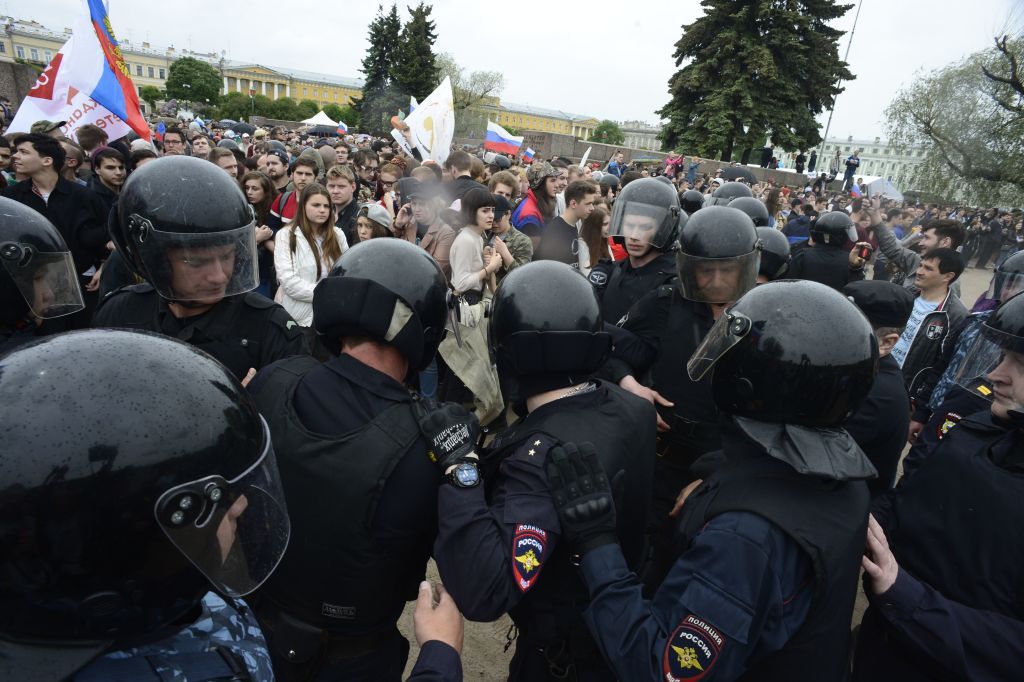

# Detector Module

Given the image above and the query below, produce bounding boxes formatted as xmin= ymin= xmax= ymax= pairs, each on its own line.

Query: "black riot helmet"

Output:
xmin=111 ymin=156 xmax=259 ymax=301
xmin=608 ymin=177 xmax=683 ymax=251
xmin=987 ymin=251 xmax=1024 ymax=302
xmin=0 ymin=197 xmax=84 ymax=327
xmin=982 ymin=290 xmax=1024 ymax=353
xmin=492 ymin=154 xmax=512 ymax=170
xmin=755 ymin=227 xmax=791 ymax=281
xmin=811 ymin=210 xmax=858 ymax=247
xmin=705 ymin=181 xmax=753 ymax=206
xmin=490 ymin=261 xmax=611 ymax=396
xmin=676 ymin=206 xmax=761 ymax=304
xmin=680 ymin=189 xmax=705 ymax=215
xmin=729 ymin=197 xmax=772 ymax=227
xmin=954 ymin=291 xmax=1024 ymax=401
xmin=0 ymin=330 xmax=289 ymax=680
xmin=689 ymin=280 xmax=878 ymax=426
xmin=313 ymin=238 xmax=449 ymax=371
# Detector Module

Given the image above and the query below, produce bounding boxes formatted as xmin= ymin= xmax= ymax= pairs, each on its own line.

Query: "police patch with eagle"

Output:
xmin=663 ymin=614 xmax=725 ymax=680
xmin=513 ymin=524 xmax=548 ymax=592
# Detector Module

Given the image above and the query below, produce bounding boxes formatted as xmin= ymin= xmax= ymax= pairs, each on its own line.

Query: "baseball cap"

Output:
xmin=493 ymin=194 xmax=513 ymax=220
xmin=359 ymin=203 xmax=393 ymax=229
xmin=30 ymin=120 xmax=65 ymax=134
xmin=265 ymin=149 xmax=289 ymax=166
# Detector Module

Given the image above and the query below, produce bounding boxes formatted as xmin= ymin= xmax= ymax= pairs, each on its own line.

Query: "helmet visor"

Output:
xmin=676 ymin=250 xmax=761 ymax=304
xmin=953 ymin=333 xmax=1002 ymax=400
xmin=0 ymin=245 xmax=85 ymax=318
xmin=155 ymin=418 xmax=290 ymax=597
xmin=987 ymin=270 xmax=1024 ymax=303
xmin=687 ymin=310 xmax=753 ymax=380
xmin=610 ymin=201 xmax=675 ymax=250
xmin=138 ymin=222 xmax=258 ymax=301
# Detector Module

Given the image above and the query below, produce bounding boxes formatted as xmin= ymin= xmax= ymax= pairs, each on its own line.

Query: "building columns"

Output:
xmin=262 ymin=80 xmax=267 ymax=96
xmin=223 ymin=76 xmax=229 ymax=94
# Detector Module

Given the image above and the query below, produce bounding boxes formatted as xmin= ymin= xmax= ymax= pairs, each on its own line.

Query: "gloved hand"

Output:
xmin=414 ymin=399 xmax=480 ymax=472
xmin=545 ymin=442 xmax=618 ymax=558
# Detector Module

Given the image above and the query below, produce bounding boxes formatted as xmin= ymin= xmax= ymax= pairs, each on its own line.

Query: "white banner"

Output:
xmin=402 ymin=77 xmax=455 ymax=165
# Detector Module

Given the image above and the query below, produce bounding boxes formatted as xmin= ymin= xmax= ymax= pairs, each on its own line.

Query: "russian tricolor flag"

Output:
xmin=523 ymin=147 xmax=536 ymax=163
xmin=337 ymin=121 xmax=348 ymax=135
xmin=65 ymin=0 xmax=150 ymax=140
xmin=485 ymin=120 xmax=523 ymax=156
xmin=850 ymin=184 xmax=863 ymax=198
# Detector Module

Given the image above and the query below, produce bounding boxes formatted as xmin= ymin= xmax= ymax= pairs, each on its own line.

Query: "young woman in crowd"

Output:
xmin=273 ymin=183 xmax=348 ymax=327
xmin=578 ymin=205 xmax=612 ymax=276
xmin=354 ymin=204 xmax=393 ymax=243
xmin=242 ymin=170 xmax=278 ymax=298
xmin=439 ymin=187 xmax=503 ymax=425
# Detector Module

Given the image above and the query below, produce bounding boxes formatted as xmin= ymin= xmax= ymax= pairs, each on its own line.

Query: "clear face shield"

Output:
xmin=687 ymin=309 xmax=753 ymax=381
xmin=609 ymin=202 xmax=676 ymax=250
xmin=954 ymin=330 xmax=1011 ymax=400
xmin=154 ymin=418 xmax=290 ymax=597
xmin=0 ymin=242 xmax=85 ymax=318
xmin=676 ymin=250 xmax=761 ymax=304
xmin=130 ymin=216 xmax=259 ymax=301
xmin=987 ymin=270 xmax=1024 ymax=303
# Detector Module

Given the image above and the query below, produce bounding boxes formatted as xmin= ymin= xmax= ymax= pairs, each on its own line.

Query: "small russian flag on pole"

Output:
xmin=522 ymin=147 xmax=536 ymax=163
xmin=337 ymin=121 xmax=349 ymax=135
xmin=155 ymin=121 xmax=166 ymax=141
xmin=484 ymin=120 xmax=524 ymax=155
xmin=850 ymin=184 xmax=863 ymax=198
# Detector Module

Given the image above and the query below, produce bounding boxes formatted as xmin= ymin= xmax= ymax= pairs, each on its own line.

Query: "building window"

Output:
xmin=0 ymin=42 xmax=6 ymax=54
xmin=303 ymin=88 xmax=307 ymax=97
xmin=159 ymin=68 xmax=165 ymax=79
xmin=44 ymin=50 xmax=52 ymax=62
xmin=844 ymin=146 xmax=850 ymax=152
xmin=872 ymin=148 xmax=878 ymax=154
xmin=148 ymin=66 xmax=154 ymax=78
xmin=30 ymin=48 xmax=39 ymax=61
xmin=15 ymin=45 xmax=24 ymax=59
xmin=136 ymin=64 xmax=143 ymax=76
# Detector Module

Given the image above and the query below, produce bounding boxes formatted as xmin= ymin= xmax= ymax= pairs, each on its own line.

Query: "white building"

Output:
xmin=620 ymin=120 xmax=662 ymax=151
xmin=812 ymin=135 xmax=926 ymax=188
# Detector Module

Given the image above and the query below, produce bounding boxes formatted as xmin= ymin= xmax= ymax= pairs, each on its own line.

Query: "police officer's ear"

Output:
xmin=875 ymin=327 xmax=902 ymax=357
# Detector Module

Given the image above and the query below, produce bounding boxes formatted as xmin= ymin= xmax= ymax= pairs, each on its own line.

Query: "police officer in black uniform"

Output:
xmin=0 ymin=196 xmax=85 ymax=353
xmin=755 ymin=226 xmax=792 ymax=282
xmin=427 ymin=261 xmax=656 ymax=681
xmin=547 ymin=280 xmax=878 ymax=681
xmin=853 ymin=291 xmax=1024 ymax=681
xmin=94 ymin=156 xmax=306 ymax=379
xmin=843 ymin=280 xmax=915 ymax=496
xmin=788 ymin=210 xmax=867 ymax=290
xmin=729 ymin=196 xmax=771 ymax=228
xmin=705 ymin=180 xmax=753 ymax=206
xmin=246 ymin=238 xmax=456 ymax=682
xmin=603 ymin=205 xmax=761 ymax=586
xmin=587 ymin=178 xmax=682 ymax=325
xmin=0 ymin=329 xmax=291 ymax=681
xmin=679 ymin=189 xmax=705 ymax=216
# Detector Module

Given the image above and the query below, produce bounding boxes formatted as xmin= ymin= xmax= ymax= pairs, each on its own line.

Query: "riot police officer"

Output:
xmin=788 ymin=210 xmax=866 ymax=290
xmin=246 ymin=238 xmax=455 ymax=682
xmin=0 ymin=196 xmax=84 ymax=352
xmin=548 ymin=280 xmax=879 ymax=681
xmin=730 ymin=196 xmax=772 ymax=228
xmin=755 ymin=226 xmax=791 ymax=282
xmin=426 ymin=261 xmax=656 ymax=680
xmin=604 ymin=205 xmax=761 ymax=586
xmin=679 ymin=189 xmax=705 ymax=215
xmin=588 ymin=178 xmax=682 ymax=325
xmin=0 ymin=329 xmax=290 ymax=681
xmin=854 ymin=291 xmax=1024 ymax=681
xmin=94 ymin=156 xmax=306 ymax=379
xmin=704 ymin=180 xmax=753 ymax=206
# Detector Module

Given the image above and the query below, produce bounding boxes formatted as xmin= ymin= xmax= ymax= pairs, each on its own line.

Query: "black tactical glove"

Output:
xmin=413 ymin=399 xmax=480 ymax=472
xmin=545 ymin=442 xmax=618 ymax=558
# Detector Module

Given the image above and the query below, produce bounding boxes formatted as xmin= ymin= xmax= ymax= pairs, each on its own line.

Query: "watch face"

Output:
xmin=454 ymin=462 xmax=480 ymax=487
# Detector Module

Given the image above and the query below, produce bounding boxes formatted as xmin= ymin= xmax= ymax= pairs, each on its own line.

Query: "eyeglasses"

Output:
xmin=380 ymin=180 xmax=395 ymax=188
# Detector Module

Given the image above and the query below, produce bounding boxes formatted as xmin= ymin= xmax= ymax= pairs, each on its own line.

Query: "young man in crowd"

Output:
xmin=190 ymin=134 xmax=212 ymax=160
xmin=264 ymin=149 xmax=290 ymax=193
xmin=58 ymin=138 xmax=88 ymax=186
xmin=89 ymin=146 xmax=127 ymax=214
xmin=208 ymin=147 xmax=240 ymax=179
xmin=326 ymin=165 xmax=360 ymax=244
xmin=268 ymin=157 xmax=318 ymax=230
xmin=444 ymin=150 xmax=487 ymax=207
xmin=889 ymin=248 xmax=967 ymax=393
xmin=352 ymin=149 xmax=380 ymax=203
xmin=488 ymin=170 xmax=518 ymax=201
xmin=535 ymin=180 xmax=598 ymax=266
xmin=161 ymin=126 xmax=188 ymax=156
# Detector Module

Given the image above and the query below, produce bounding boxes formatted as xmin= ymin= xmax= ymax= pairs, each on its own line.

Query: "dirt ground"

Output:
xmin=397 ymin=264 xmax=994 ymax=681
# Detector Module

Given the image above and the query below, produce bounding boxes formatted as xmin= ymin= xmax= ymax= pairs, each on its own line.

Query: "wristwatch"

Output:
xmin=446 ymin=461 xmax=481 ymax=488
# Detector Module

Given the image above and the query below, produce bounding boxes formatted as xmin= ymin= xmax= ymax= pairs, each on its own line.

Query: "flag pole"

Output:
xmin=814 ymin=0 xmax=863 ymax=175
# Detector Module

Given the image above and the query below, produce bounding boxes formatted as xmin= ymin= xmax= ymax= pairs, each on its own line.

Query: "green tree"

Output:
xmin=267 ymin=97 xmax=303 ymax=121
xmin=659 ymin=0 xmax=853 ymax=160
xmin=139 ymin=85 xmax=163 ymax=112
xmin=393 ymin=2 xmax=439 ymax=101
xmin=297 ymin=99 xmax=321 ymax=119
xmin=322 ymin=103 xmax=344 ymax=122
xmin=591 ymin=120 xmax=625 ymax=145
xmin=165 ymin=57 xmax=222 ymax=106
xmin=886 ymin=35 xmax=1024 ymax=205
xmin=436 ymin=52 xmax=504 ymax=137
xmin=356 ymin=3 xmax=404 ymax=134
xmin=215 ymin=92 xmax=276 ymax=120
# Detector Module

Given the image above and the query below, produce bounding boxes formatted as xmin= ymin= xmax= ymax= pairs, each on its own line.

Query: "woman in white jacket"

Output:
xmin=274 ymin=184 xmax=348 ymax=326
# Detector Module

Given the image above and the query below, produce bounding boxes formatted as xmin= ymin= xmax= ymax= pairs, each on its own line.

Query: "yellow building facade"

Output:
xmin=2 ymin=15 xmax=599 ymax=135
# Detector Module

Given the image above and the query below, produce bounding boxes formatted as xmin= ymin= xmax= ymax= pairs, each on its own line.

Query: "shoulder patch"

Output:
xmin=663 ymin=614 xmax=726 ymax=681
xmin=512 ymin=524 xmax=548 ymax=593
xmin=657 ymin=284 xmax=675 ymax=299
xmin=514 ymin=433 xmax=554 ymax=462
xmin=937 ymin=411 xmax=963 ymax=440
xmin=925 ymin=321 xmax=945 ymax=340
xmin=588 ymin=270 xmax=608 ymax=287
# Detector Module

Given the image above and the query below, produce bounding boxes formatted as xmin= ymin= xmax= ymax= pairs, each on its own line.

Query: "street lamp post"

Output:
xmin=815 ymin=0 xmax=863 ymax=175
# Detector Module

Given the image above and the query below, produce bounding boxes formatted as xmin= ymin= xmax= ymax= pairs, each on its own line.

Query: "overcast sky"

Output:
xmin=14 ymin=0 xmax=1022 ymax=143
